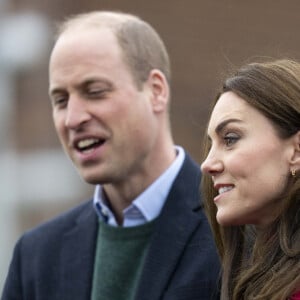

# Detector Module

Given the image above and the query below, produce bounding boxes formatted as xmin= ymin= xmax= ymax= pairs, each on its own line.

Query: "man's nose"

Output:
xmin=65 ymin=96 xmax=91 ymax=129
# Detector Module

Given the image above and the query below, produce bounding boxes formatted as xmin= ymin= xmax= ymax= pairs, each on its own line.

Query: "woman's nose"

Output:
xmin=201 ymin=150 xmax=224 ymax=175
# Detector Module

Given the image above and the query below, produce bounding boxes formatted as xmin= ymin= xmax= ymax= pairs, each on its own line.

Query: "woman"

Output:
xmin=201 ymin=59 xmax=300 ymax=300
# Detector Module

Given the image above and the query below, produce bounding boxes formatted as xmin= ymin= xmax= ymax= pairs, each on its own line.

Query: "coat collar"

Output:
xmin=135 ymin=154 xmax=202 ymax=299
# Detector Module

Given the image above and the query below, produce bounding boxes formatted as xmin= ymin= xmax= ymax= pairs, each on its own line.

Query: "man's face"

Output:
xmin=49 ymin=27 xmax=160 ymax=185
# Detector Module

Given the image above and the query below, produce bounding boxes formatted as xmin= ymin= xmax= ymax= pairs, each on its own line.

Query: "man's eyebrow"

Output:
xmin=82 ymin=78 xmax=114 ymax=89
xmin=48 ymin=87 xmax=66 ymax=98
xmin=48 ymin=78 xmax=114 ymax=97
xmin=215 ymin=118 xmax=242 ymax=134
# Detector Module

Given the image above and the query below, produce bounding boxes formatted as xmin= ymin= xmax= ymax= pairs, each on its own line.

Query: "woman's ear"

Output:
xmin=289 ymin=131 xmax=300 ymax=170
xmin=147 ymin=69 xmax=170 ymax=113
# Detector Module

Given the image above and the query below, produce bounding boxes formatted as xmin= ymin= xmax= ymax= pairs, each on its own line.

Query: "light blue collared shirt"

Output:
xmin=93 ymin=146 xmax=185 ymax=227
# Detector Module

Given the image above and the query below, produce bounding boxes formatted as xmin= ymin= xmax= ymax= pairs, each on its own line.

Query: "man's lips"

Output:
xmin=72 ymin=136 xmax=106 ymax=153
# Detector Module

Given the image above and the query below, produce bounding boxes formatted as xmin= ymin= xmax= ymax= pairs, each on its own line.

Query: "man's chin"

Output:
xmin=79 ymin=171 xmax=109 ymax=185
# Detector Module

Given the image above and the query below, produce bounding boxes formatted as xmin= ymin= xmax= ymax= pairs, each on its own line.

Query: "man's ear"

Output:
xmin=289 ymin=131 xmax=300 ymax=170
xmin=147 ymin=69 xmax=170 ymax=113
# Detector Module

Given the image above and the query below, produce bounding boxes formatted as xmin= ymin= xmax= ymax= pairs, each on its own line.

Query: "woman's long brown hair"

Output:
xmin=201 ymin=59 xmax=300 ymax=299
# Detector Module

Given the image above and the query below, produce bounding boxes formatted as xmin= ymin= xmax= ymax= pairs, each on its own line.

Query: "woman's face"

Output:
xmin=201 ymin=91 xmax=293 ymax=227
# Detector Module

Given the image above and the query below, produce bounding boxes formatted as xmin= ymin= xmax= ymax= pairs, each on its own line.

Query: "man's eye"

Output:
xmin=53 ymin=96 xmax=68 ymax=108
xmin=87 ymin=89 xmax=106 ymax=97
xmin=224 ymin=133 xmax=239 ymax=147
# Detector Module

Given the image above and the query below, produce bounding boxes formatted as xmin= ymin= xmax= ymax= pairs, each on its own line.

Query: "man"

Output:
xmin=2 ymin=11 xmax=220 ymax=300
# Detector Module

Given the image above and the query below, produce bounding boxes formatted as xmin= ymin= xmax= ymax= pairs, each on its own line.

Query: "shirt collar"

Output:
xmin=93 ymin=146 xmax=185 ymax=227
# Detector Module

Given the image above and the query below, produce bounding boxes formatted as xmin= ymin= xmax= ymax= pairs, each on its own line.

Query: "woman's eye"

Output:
xmin=224 ymin=133 xmax=239 ymax=147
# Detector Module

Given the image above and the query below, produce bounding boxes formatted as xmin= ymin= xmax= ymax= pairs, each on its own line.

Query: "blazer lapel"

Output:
xmin=135 ymin=155 xmax=202 ymax=300
xmin=60 ymin=202 xmax=98 ymax=300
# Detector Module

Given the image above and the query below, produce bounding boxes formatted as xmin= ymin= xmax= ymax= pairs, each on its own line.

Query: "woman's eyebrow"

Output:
xmin=215 ymin=118 xmax=242 ymax=134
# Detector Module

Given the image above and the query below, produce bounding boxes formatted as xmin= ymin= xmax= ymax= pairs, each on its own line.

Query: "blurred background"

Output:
xmin=1 ymin=0 xmax=300 ymax=292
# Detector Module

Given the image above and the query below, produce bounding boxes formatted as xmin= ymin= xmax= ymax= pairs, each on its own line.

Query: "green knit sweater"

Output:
xmin=91 ymin=220 xmax=156 ymax=300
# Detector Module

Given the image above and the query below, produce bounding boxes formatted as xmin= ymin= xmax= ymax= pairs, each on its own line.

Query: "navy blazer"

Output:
xmin=2 ymin=154 xmax=220 ymax=300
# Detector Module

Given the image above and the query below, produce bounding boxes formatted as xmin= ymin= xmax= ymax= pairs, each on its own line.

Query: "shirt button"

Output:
xmin=102 ymin=208 xmax=109 ymax=216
